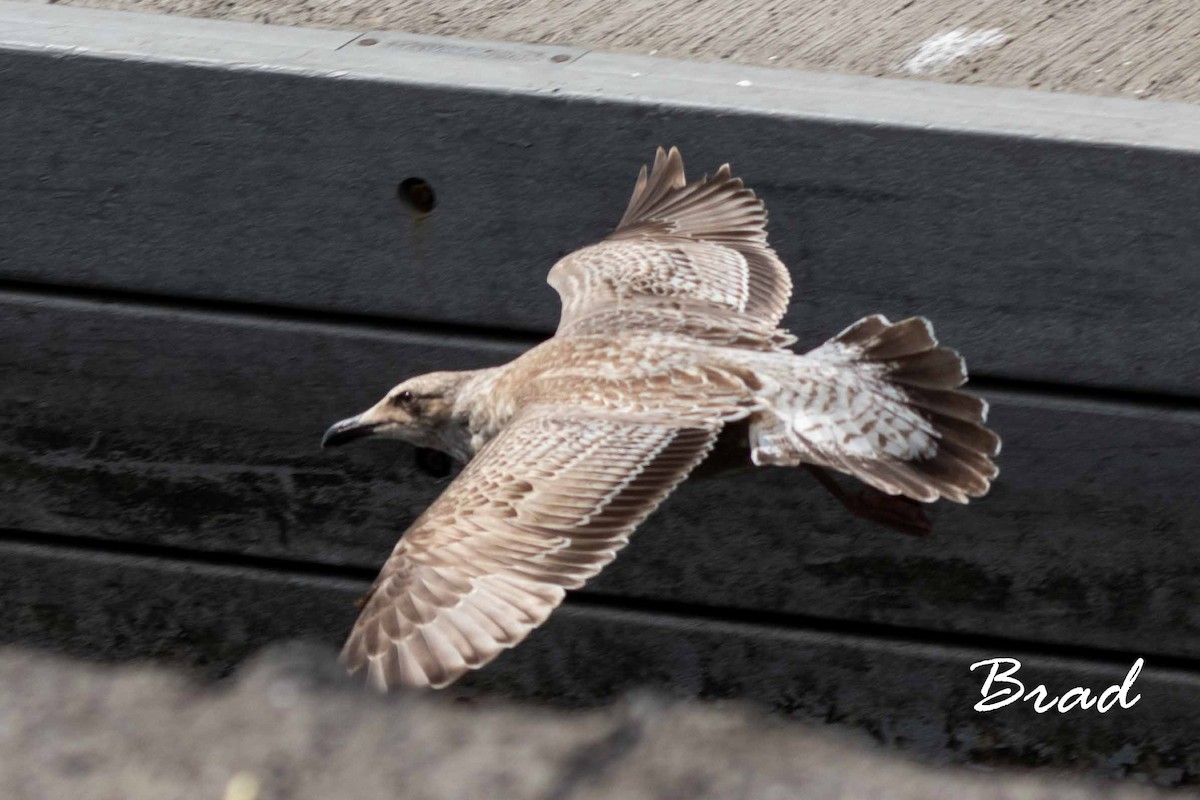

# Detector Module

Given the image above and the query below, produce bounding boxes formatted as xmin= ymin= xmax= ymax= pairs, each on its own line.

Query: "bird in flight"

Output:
xmin=322 ymin=147 xmax=1000 ymax=691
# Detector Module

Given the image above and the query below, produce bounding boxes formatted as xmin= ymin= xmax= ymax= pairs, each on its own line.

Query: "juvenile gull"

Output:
xmin=322 ymin=147 xmax=1001 ymax=691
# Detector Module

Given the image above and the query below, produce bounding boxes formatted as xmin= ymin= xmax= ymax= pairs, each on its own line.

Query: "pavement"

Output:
xmin=17 ymin=0 xmax=1200 ymax=103
xmin=0 ymin=644 xmax=1181 ymax=800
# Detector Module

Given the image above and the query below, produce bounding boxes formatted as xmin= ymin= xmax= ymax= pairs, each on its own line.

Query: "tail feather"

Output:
xmin=858 ymin=316 xmax=939 ymax=360
xmin=834 ymin=314 xmax=890 ymax=346
xmin=749 ymin=315 xmax=1000 ymax=504
xmin=927 ymin=412 xmax=1002 ymax=457
xmin=887 ymin=348 xmax=967 ymax=390
xmin=901 ymin=386 xmax=988 ymax=424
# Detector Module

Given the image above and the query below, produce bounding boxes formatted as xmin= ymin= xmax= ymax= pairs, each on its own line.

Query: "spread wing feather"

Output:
xmin=341 ymin=411 xmax=719 ymax=690
xmin=548 ymin=147 xmax=793 ymax=342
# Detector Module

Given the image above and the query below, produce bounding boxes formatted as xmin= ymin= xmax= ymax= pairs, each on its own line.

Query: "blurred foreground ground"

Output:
xmin=18 ymin=0 xmax=1200 ymax=103
xmin=0 ymin=644 xmax=1177 ymax=800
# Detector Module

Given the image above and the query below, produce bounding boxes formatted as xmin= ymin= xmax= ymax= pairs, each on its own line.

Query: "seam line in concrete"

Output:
xmin=5 ymin=278 xmax=1200 ymax=418
xmin=4 ymin=526 xmax=1199 ymax=680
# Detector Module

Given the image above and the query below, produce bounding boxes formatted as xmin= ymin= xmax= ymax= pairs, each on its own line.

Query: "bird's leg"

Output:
xmin=803 ymin=464 xmax=932 ymax=537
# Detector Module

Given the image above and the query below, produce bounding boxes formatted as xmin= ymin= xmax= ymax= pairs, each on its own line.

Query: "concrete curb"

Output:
xmin=3 ymin=1 xmax=1200 ymax=152
xmin=5 ymin=0 xmax=1200 ymax=394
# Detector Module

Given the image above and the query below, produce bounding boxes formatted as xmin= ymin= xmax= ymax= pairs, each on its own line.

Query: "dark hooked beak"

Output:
xmin=321 ymin=415 xmax=380 ymax=449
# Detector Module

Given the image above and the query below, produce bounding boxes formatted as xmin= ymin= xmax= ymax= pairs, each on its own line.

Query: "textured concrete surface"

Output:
xmin=0 ymin=644 xmax=1179 ymax=800
xmin=16 ymin=0 xmax=1200 ymax=103
xmin=7 ymin=292 xmax=1200 ymax=662
xmin=5 ymin=22 xmax=1200 ymax=395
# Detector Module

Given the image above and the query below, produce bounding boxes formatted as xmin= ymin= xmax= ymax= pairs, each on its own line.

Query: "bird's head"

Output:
xmin=321 ymin=370 xmax=473 ymax=455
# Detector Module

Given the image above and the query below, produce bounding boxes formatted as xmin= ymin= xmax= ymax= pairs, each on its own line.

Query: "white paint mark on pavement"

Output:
xmin=901 ymin=28 xmax=1008 ymax=75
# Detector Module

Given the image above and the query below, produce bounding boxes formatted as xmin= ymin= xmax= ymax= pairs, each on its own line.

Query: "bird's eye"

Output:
xmin=393 ymin=390 xmax=414 ymax=407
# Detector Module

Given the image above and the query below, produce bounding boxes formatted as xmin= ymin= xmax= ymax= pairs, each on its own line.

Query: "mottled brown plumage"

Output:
xmin=322 ymin=147 xmax=1000 ymax=690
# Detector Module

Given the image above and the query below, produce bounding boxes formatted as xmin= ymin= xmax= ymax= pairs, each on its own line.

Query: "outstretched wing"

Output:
xmin=342 ymin=410 xmax=719 ymax=690
xmin=548 ymin=147 xmax=793 ymax=343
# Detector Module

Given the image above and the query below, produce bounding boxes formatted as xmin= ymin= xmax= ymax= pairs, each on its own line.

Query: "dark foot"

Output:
xmin=804 ymin=464 xmax=932 ymax=537
xmin=415 ymin=447 xmax=453 ymax=478
xmin=844 ymin=489 xmax=932 ymax=538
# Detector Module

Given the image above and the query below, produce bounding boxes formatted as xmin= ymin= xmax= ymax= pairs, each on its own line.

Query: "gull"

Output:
xmin=321 ymin=147 xmax=1000 ymax=690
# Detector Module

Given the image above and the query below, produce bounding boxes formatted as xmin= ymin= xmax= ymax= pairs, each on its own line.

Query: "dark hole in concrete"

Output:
xmin=415 ymin=447 xmax=452 ymax=478
xmin=398 ymin=177 xmax=436 ymax=215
